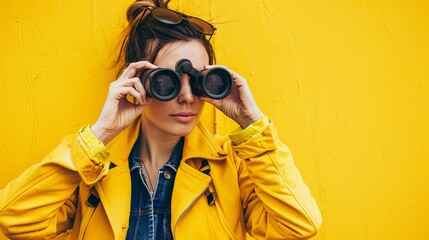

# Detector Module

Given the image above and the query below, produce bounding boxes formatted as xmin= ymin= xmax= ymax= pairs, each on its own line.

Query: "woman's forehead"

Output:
xmin=154 ymin=40 xmax=209 ymax=70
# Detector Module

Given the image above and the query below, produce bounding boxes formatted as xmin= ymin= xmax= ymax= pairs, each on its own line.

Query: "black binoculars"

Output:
xmin=140 ymin=59 xmax=233 ymax=101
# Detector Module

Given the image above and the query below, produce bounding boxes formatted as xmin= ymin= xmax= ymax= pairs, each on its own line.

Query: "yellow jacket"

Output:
xmin=0 ymin=116 xmax=321 ymax=239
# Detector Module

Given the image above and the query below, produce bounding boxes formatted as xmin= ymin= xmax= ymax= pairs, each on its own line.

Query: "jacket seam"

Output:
xmin=265 ymin=150 xmax=318 ymax=236
xmin=0 ymin=168 xmax=65 ymax=213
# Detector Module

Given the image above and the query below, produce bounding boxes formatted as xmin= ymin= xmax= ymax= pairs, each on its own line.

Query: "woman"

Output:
xmin=0 ymin=0 xmax=322 ymax=239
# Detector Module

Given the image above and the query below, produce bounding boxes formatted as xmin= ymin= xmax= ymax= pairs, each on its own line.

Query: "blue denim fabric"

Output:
xmin=126 ymin=137 xmax=184 ymax=240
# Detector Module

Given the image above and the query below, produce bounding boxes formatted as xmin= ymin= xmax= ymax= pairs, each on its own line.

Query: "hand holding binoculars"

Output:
xmin=140 ymin=59 xmax=233 ymax=101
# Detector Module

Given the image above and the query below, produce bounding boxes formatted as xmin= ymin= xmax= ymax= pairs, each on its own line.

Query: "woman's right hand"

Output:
xmin=91 ymin=61 xmax=157 ymax=145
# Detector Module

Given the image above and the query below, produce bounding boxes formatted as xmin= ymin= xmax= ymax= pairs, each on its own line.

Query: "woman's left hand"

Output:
xmin=201 ymin=65 xmax=263 ymax=129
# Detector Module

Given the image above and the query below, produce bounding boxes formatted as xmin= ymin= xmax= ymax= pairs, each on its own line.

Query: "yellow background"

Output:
xmin=1 ymin=0 xmax=428 ymax=239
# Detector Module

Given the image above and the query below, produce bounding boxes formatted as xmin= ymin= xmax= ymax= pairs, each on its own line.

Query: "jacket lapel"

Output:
xmin=170 ymin=161 xmax=211 ymax=232
xmin=95 ymin=166 xmax=130 ymax=239
xmin=171 ymin=122 xmax=227 ymax=232
xmin=94 ymin=119 xmax=140 ymax=239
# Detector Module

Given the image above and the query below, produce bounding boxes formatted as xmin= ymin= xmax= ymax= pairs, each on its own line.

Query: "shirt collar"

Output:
xmin=164 ymin=137 xmax=184 ymax=172
xmin=129 ymin=136 xmax=184 ymax=173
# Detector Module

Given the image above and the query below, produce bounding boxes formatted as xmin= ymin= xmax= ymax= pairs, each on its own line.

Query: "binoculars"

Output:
xmin=140 ymin=59 xmax=233 ymax=101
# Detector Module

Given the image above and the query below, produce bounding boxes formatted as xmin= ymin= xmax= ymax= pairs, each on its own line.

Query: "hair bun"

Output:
xmin=127 ymin=1 xmax=153 ymax=24
xmin=127 ymin=0 xmax=169 ymax=23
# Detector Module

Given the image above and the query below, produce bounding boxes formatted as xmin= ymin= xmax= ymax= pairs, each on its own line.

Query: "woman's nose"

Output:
xmin=177 ymin=76 xmax=194 ymax=104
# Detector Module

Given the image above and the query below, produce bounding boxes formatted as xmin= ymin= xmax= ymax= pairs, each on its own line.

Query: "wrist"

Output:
xmin=239 ymin=111 xmax=263 ymax=129
xmin=90 ymin=124 xmax=118 ymax=145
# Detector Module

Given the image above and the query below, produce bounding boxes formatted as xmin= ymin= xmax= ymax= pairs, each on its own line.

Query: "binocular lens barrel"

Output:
xmin=140 ymin=66 xmax=232 ymax=101
xmin=195 ymin=68 xmax=232 ymax=99
xmin=140 ymin=69 xmax=181 ymax=101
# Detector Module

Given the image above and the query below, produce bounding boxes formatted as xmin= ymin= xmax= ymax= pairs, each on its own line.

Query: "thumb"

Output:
xmin=200 ymin=96 xmax=219 ymax=107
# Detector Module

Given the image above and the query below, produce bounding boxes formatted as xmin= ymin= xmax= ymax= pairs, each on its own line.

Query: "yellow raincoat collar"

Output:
xmin=106 ymin=118 xmax=227 ymax=168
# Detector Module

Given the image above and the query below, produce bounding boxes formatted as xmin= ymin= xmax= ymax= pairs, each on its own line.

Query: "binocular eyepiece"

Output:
xmin=140 ymin=59 xmax=233 ymax=101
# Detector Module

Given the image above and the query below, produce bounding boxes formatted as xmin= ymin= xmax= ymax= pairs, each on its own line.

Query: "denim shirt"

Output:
xmin=126 ymin=137 xmax=184 ymax=240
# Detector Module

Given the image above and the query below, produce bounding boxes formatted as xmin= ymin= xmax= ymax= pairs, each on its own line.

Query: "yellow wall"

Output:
xmin=1 ymin=0 xmax=428 ymax=239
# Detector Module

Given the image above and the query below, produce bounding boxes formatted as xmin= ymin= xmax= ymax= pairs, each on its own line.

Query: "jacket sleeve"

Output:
xmin=229 ymin=116 xmax=322 ymax=239
xmin=0 ymin=126 xmax=110 ymax=239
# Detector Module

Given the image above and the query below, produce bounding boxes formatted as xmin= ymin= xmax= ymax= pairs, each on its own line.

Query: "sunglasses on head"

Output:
xmin=140 ymin=7 xmax=216 ymax=40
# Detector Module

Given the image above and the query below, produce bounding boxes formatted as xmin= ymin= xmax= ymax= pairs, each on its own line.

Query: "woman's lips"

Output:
xmin=171 ymin=113 xmax=196 ymax=123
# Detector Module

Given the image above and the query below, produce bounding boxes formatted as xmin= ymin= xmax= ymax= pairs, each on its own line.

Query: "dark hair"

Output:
xmin=115 ymin=0 xmax=215 ymax=75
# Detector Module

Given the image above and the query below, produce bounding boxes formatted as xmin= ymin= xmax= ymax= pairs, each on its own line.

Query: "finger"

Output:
xmin=119 ymin=77 xmax=145 ymax=93
xmin=128 ymin=77 xmax=147 ymax=103
xmin=112 ymin=77 xmax=147 ymax=104
xmin=200 ymin=96 xmax=221 ymax=108
xmin=224 ymin=68 xmax=244 ymax=81
xmin=200 ymin=96 xmax=213 ymax=103
xmin=124 ymin=87 xmax=144 ymax=105
xmin=129 ymin=77 xmax=147 ymax=104
xmin=114 ymin=86 xmax=144 ymax=105
xmin=121 ymin=61 xmax=158 ymax=79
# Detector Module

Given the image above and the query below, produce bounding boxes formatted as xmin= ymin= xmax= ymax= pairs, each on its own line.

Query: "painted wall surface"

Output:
xmin=1 ymin=0 xmax=428 ymax=239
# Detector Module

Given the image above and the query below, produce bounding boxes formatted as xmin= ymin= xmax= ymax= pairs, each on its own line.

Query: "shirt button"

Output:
xmin=164 ymin=171 xmax=171 ymax=180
